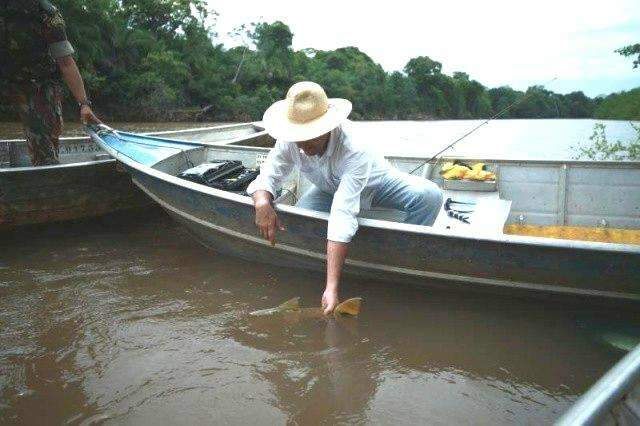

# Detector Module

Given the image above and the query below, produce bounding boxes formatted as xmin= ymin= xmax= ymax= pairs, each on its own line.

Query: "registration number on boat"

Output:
xmin=256 ymin=153 xmax=268 ymax=168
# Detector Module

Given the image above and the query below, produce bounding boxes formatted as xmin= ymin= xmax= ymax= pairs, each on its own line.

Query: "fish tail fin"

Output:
xmin=276 ymin=297 xmax=301 ymax=312
xmin=335 ymin=298 xmax=362 ymax=316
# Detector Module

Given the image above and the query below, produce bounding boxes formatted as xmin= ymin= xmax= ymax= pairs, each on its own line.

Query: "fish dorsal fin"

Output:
xmin=276 ymin=297 xmax=301 ymax=312
xmin=335 ymin=298 xmax=362 ymax=316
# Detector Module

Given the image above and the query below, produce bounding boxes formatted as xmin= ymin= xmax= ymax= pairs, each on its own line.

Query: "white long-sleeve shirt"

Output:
xmin=247 ymin=121 xmax=395 ymax=243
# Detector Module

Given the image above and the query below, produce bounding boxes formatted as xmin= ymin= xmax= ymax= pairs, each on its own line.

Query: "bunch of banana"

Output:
xmin=440 ymin=162 xmax=496 ymax=181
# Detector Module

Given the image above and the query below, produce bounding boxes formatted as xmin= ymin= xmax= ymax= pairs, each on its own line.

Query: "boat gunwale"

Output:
xmin=385 ymin=154 xmax=640 ymax=167
xmin=89 ymin=129 xmax=640 ymax=254
xmin=0 ymin=123 xmax=263 ymax=172
xmin=0 ymin=122 xmax=261 ymax=144
xmin=0 ymin=158 xmax=115 ymax=173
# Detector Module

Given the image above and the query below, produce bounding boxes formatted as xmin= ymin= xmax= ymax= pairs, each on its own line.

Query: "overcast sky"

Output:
xmin=207 ymin=0 xmax=639 ymax=97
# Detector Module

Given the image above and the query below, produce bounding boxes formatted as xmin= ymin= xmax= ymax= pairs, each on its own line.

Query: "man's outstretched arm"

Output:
xmin=322 ymin=154 xmax=371 ymax=313
xmin=56 ymin=55 xmax=101 ymax=124
xmin=43 ymin=4 xmax=101 ymax=126
xmin=323 ymin=240 xmax=349 ymax=314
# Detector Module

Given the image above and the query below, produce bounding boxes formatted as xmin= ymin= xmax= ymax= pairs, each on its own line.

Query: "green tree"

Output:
xmin=249 ymin=21 xmax=294 ymax=93
xmin=512 ymin=85 xmax=559 ymax=118
xmin=594 ymin=88 xmax=640 ymax=121
xmin=384 ymin=71 xmax=419 ymax=119
xmin=561 ymin=91 xmax=595 ymax=118
xmin=120 ymin=0 xmax=208 ymax=40
xmin=404 ymin=56 xmax=445 ymax=117
xmin=305 ymin=47 xmax=387 ymax=119
xmin=616 ymin=43 xmax=640 ymax=69
xmin=453 ymin=72 xmax=491 ymax=118
xmin=488 ymin=86 xmax=522 ymax=118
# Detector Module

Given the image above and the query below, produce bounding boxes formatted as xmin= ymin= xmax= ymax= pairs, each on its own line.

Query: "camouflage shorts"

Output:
xmin=17 ymin=83 xmax=63 ymax=166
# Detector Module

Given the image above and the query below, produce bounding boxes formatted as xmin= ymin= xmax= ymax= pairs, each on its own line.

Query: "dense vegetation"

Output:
xmin=7 ymin=0 xmax=640 ymax=122
xmin=616 ymin=43 xmax=640 ymax=69
xmin=594 ymin=88 xmax=640 ymax=121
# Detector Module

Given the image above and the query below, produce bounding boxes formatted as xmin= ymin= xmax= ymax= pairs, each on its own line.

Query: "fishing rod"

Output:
xmin=409 ymin=76 xmax=558 ymax=175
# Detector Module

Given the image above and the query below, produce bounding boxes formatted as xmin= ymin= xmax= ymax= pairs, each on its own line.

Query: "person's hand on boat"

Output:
xmin=80 ymin=104 xmax=102 ymax=125
xmin=253 ymin=191 xmax=284 ymax=246
xmin=322 ymin=287 xmax=339 ymax=315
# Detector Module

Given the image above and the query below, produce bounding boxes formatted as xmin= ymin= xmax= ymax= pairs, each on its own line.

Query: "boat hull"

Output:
xmin=130 ymin=169 xmax=640 ymax=303
xmin=0 ymin=160 xmax=151 ymax=231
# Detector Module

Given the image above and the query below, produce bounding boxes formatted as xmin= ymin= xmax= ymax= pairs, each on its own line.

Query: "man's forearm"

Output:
xmin=57 ymin=56 xmax=89 ymax=103
xmin=326 ymin=240 xmax=348 ymax=292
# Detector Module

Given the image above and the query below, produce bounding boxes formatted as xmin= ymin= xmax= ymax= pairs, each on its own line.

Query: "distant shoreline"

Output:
xmin=2 ymin=117 xmax=638 ymax=141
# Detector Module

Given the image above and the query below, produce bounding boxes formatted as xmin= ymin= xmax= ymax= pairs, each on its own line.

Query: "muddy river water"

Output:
xmin=1 ymin=211 xmax=638 ymax=425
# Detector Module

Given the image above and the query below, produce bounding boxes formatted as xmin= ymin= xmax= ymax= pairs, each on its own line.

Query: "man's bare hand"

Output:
xmin=255 ymin=199 xmax=284 ymax=246
xmin=80 ymin=105 xmax=101 ymax=125
xmin=322 ymin=287 xmax=339 ymax=315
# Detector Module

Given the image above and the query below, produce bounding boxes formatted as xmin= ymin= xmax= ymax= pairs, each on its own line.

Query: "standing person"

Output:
xmin=0 ymin=0 xmax=101 ymax=166
xmin=247 ymin=82 xmax=443 ymax=314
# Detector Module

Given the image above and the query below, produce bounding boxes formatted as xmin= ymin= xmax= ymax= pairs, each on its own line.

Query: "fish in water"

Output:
xmin=249 ymin=297 xmax=362 ymax=317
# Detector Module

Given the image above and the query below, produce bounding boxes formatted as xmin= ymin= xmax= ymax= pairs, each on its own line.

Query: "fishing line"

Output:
xmin=409 ymin=77 xmax=558 ymax=175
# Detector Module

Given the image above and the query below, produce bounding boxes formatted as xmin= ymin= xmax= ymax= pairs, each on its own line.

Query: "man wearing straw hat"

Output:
xmin=247 ymin=82 xmax=442 ymax=314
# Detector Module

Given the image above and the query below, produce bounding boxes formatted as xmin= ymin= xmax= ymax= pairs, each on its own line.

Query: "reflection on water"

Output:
xmin=0 ymin=213 xmax=637 ymax=424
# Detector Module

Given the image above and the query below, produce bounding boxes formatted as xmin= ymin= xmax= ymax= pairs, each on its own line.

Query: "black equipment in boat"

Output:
xmin=178 ymin=160 xmax=259 ymax=193
xmin=178 ymin=161 xmax=244 ymax=185
xmin=210 ymin=168 xmax=260 ymax=192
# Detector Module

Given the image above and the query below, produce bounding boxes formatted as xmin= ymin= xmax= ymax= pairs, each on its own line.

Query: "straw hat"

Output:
xmin=262 ymin=82 xmax=352 ymax=142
